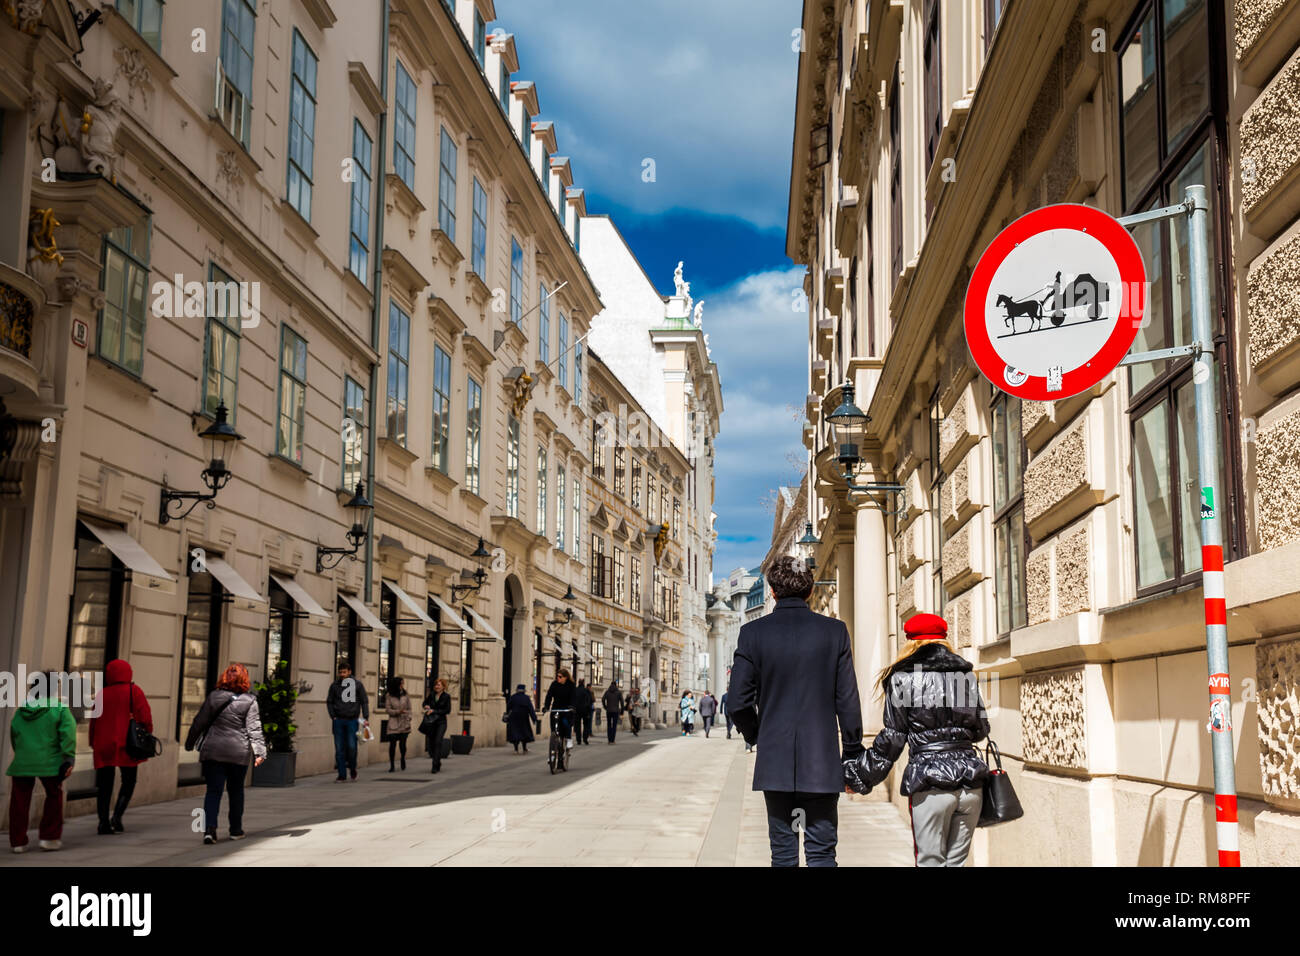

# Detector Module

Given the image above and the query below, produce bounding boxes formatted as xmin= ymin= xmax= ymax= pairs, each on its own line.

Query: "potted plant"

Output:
xmin=251 ymin=660 xmax=306 ymax=787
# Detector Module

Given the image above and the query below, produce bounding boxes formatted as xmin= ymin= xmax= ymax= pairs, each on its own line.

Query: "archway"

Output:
xmin=501 ymin=574 xmax=523 ymax=697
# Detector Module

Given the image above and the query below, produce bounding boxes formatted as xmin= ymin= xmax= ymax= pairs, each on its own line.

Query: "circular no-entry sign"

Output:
xmin=964 ymin=203 xmax=1146 ymax=400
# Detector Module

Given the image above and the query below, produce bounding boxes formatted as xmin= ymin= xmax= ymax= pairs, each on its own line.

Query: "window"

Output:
xmin=506 ymin=415 xmax=520 ymax=518
xmin=613 ymin=646 xmax=625 ymax=684
xmin=349 ymin=120 xmax=373 ymax=281
xmin=1119 ymin=0 xmax=1237 ymax=588
xmin=991 ymin=393 xmax=1027 ymax=636
xmin=474 ymin=9 xmax=486 ymax=65
xmin=571 ymin=476 xmax=581 ymax=557
xmin=276 ymin=326 xmax=307 ymax=462
xmin=866 ymin=195 xmax=876 ymax=355
xmin=660 ymin=656 xmax=669 ymax=693
xmin=573 ymin=206 xmax=581 ymax=251
xmin=510 ymin=238 xmax=524 ymax=325
xmin=673 ymin=499 xmax=681 ymax=540
xmin=499 ymin=60 xmax=510 ymax=112
xmin=922 ymin=0 xmax=942 ymax=171
xmin=631 ymin=650 xmax=642 ymax=688
xmin=117 ymin=0 xmax=162 ymax=52
xmin=99 ymin=219 xmax=150 ymax=375
xmin=286 ymin=30 xmax=317 ymax=220
xmin=671 ymin=660 xmax=679 ymax=695
xmin=343 ymin=376 xmax=365 ymax=491
xmin=266 ymin=577 xmax=294 ymax=678
xmin=425 ymin=598 xmax=441 ymax=700
xmin=432 ymin=344 xmax=451 ymax=472
xmin=180 ymin=568 xmax=222 ymax=742
xmin=538 ymin=281 xmax=551 ymax=363
xmin=574 ymin=338 xmax=583 ymax=403
xmin=591 ymin=640 xmax=604 ymax=686
xmin=438 ymin=127 xmax=458 ymax=241
xmin=556 ymin=463 xmax=567 ymax=550
xmin=394 ymin=62 xmax=417 ymax=189
xmin=614 ymin=445 xmax=626 ymax=497
xmin=386 ymin=302 xmax=410 ymax=446
xmin=557 ymin=312 xmax=569 ymax=389
xmin=472 ymin=179 xmax=488 ymax=279
xmin=66 ymin=523 xmax=124 ymax=677
xmin=203 ymin=262 xmax=241 ymax=421
xmin=336 ymin=601 xmax=358 ymax=674
xmin=379 ymin=589 xmax=398 ymax=705
xmin=648 ymin=473 xmax=657 ymax=522
xmin=536 ymin=443 xmax=548 ymax=536
xmin=661 ymin=487 xmax=670 ymax=530
xmin=591 ymin=535 xmax=606 ymax=596
xmin=522 ymin=110 xmax=532 ymax=155
xmin=614 ymin=547 xmax=626 ymax=605
xmin=631 ymin=459 xmax=642 ymax=509
xmin=591 ymin=422 xmax=606 ymax=483
xmin=929 ymin=389 xmax=946 ymax=616
xmin=671 ymin=581 xmax=680 ymax=627
xmin=653 ymin=567 xmax=665 ymax=618
xmin=459 ymin=622 xmax=473 ymax=710
xmin=889 ymin=65 xmax=903 ymax=283
xmin=630 ymin=557 xmax=641 ymax=611
xmin=984 ymin=0 xmax=1005 ymax=50
xmin=465 ymin=376 xmax=482 ymax=494
xmin=218 ymin=0 xmax=255 ymax=147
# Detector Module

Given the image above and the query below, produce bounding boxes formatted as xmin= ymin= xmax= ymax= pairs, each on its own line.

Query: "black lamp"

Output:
xmin=825 ymin=380 xmax=906 ymax=516
xmin=316 ymin=481 xmax=373 ymax=571
xmin=796 ymin=521 xmax=821 ymax=571
xmin=451 ymin=537 xmax=492 ymax=599
xmin=160 ymin=403 xmax=244 ymax=524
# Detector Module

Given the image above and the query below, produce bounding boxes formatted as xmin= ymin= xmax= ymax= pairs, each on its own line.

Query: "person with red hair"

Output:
xmin=184 ymin=662 xmax=266 ymax=844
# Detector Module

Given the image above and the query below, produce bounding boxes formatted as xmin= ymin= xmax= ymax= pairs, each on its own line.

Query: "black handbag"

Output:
xmin=977 ymin=739 xmax=1024 ymax=827
xmin=418 ymin=712 xmax=438 ymax=735
xmin=124 ymin=683 xmax=162 ymax=761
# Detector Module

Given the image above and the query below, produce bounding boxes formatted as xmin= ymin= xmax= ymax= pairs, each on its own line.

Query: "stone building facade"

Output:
xmin=789 ymin=0 xmax=1300 ymax=865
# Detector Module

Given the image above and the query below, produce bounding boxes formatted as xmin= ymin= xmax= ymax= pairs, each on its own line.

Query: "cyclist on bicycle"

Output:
xmin=542 ymin=668 xmax=577 ymax=747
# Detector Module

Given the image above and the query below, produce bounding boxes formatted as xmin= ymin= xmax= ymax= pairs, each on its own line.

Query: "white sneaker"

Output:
xmin=39 ymin=839 xmax=61 ymax=851
xmin=565 ymin=738 xmax=573 ymax=749
xmin=11 ymin=844 xmax=28 ymax=854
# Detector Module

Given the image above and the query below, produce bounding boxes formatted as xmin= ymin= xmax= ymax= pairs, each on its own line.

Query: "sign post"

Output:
xmin=965 ymin=186 xmax=1239 ymax=866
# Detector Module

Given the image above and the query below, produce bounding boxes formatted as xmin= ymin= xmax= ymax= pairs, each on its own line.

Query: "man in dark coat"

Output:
xmin=727 ymin=555 xmax=864 ymax=867
xmin=601 ymin=682 xmax=622 ymax=743
xmin=573 ymin=680 xmax=594 ymax=745
xmin=505 ymin=684 xmax=537 ymax=753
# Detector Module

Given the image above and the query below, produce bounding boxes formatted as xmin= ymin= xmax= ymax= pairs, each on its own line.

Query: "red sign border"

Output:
xmin=964 ymin=203 xmax=1147 ymax=401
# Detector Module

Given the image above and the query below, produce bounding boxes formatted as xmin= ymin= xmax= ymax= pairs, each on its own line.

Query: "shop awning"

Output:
xmin=464 ymin=605 xmax=505 ymax=645
xmin=203 ymin=555 xmax=267 ymax=612
xmin=546 ymin=635 xmax=565 ymax=653
xmin=428 ymin=593 xmax=473 ymax=634
xmin=80 ymin=519 xmax=175 ymax=594
xmin=269 ymin=573 xmax=329 ymax=621
xmin=382 ymin=580 xmax=435 ymax=625
xmin=338 ymin=592 xmax=389 ymax=635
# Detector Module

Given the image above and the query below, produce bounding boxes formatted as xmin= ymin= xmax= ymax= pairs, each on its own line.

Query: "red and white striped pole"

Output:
xmin=1202 ymin=543 xmax=1238 ymax=867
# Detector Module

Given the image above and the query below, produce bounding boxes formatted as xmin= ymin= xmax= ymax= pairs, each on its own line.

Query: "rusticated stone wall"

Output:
xmin=898 ymin=566 xmax=921 ymax=620
xmin=1055 ymin=523 xmax=1092 ymax=617
xmin=897 ymin=518 xmax=924 ymax=576
xmin=1024 ymin=417 xmax=1089 ymax=528
xmin=1027 ymin=545 xmax=1051 ymax=625
xmin=1248 ymin=230 xmax=1300 ymax=376
xmin=1241 ymin=49 xmax=1300 ymax=216
xmin=1021 ymin=668 xmax=1088 ymax=769
xmin=1257 ymin=637 xmax=1300 ymax=806
xmin=1235 ymin=0 xmax=1293 ymax=62
xmin=944 ymin=590 xmax=974 ymax=649
xmin=1256 ymin=408 xmax=1300 ymax=549
xmin=942 ymin=519 xmax=978 ymax=595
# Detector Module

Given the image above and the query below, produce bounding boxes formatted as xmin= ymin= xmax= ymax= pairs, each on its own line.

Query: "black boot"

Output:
xmin=97 ymin=819 xmax=116 ymax=836
xmin=110 ymin=793 xmax=130 ymax=832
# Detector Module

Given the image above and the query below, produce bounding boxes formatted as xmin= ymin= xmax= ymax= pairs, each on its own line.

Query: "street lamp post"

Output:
xmin=315 ymin=481 xmax=373 ymax=572
xmin=159 ymin=403 xmax=244 ymax=523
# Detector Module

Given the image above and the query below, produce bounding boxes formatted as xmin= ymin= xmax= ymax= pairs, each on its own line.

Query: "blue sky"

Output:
xmin=494 ymin=0 xmax=808 ymax=579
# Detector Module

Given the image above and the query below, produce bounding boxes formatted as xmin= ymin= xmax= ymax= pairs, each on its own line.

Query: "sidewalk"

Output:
xmin=0 ymin=727 xmax=914 ymax=866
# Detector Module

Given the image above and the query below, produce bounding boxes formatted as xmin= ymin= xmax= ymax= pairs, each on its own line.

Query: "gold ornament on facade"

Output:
xmin=510 ymin=370 xmax=534 ymax=417
xmin=3 ymin=0 xmax=45 ymax=34
xmin=28 ymin=208 xmax=63 ymax=265
xmin=0 ymin=281 xmax=35 ymax=358
xmin=653 ymin=522 xmax=668 ymax=564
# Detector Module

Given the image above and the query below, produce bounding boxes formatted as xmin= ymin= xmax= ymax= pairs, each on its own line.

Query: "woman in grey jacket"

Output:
xmin=185 ymin=663 xmax=266 ymax=844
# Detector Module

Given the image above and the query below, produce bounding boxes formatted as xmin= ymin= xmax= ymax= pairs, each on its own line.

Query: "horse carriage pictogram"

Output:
xmin=995 ymin=271 xmax=1109 ymax=335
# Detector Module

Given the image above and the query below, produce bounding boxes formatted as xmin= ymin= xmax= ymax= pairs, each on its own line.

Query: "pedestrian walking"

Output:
xmin=679 ymin=691 xmax=696 ymax=735
xmin=843 ymin=613 xmax=990 ymax=867
xmin=626 ymin=685 xmax=646 ymax=736
xmin=601 ymin=680 xmax=622 ymax=743
xmin=421 ymin=678 xmax=452 ymax=773
xmin=7 ymin=672 xmax=76 ymax=853
xmin=505 ymin=684 xmax=537 ymax=753
xmin=573 ymin=679 xmax=594 ymax=744
xmin=727 ymin=555 xmax=864 ymax=867
xmin=184 ymin=663 xmax=267 ymax=845
xmin=88 ymin=658 xmax=153 ymax=834
xmin=385 ymin=677 xmax=411 ymax=772
xmin=721 ymin=690 xmax=733 ymax=739
xmin=698 ymin=690 xmax=718 ymax=738
xmin=326 ymin=663 xmax=370 ymax=781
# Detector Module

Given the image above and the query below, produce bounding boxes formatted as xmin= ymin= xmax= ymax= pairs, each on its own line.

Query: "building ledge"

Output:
xmin=1224 ymin=538 xmax=1300 ymax=639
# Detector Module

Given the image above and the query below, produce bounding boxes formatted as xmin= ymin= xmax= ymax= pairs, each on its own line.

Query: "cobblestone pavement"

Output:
xmin=1 ymin=727 xmax=913 ymax=867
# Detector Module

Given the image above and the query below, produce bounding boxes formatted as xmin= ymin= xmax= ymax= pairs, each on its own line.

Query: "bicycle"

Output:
xmin=546 ymin=708 xmax=574 ymax=774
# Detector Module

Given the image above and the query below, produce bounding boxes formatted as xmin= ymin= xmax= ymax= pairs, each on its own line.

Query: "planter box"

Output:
xmin=251 ymin=751 xmax=296 ymax=788
xmin=450 ymin=734 xmax=474 ymax=755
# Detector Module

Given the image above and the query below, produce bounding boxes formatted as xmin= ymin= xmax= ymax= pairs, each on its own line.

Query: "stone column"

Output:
xmin=854 ymin=503 xmax=889 ymax=734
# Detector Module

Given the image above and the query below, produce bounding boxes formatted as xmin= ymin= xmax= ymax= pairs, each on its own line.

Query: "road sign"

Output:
xmin=964 ymin=203 xmax=1146 ymax=400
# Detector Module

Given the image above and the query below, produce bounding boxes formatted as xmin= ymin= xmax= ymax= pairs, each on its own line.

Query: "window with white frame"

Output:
xmin=506 ymin=415 xmax=520 ymax=518
xmin=556 ymin=463 xmax=567 ymax=550
xmin=536 ymin=443 xmax=548 ymax=536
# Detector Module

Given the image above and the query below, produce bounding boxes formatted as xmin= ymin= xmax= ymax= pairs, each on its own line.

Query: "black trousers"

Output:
xmin=763 ymin=791 xmax=840 ymax=867
xmin=579 ymin=712 xmax=593 ymax=743
xmin=202 ymin=760 xmax=247 ymax=833
xmin=95 ymin=765 xmax=138 ymax=824
xmin=388 ymin=732 xmax=408 ymax=767
xmin=426 ymin=720 xmax=447 ymax=771
xmin=629 ymin=714 xmax=641 ymax=735
xmin=605 ymin=711 xmax=618 ymax=742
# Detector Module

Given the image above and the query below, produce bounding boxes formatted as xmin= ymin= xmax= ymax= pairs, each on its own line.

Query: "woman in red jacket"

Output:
xmin=88 ymin=659 xmax=153 ymax=835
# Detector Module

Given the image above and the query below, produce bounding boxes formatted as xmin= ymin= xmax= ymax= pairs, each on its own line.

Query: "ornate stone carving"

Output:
xmin=509 ymin=370 xmax=535 ymax=417
xmin=26 ymin=208 xmax=63 ymax=290
xmin=78 ymin=79 xmax=123 ymax=179
xmin=3 ymin=0 xmax=46 ymax=34
xmin=1021 ymin=668 xmax=1088 ymax=768
xmin=1257 ymin=637 xmax=1300 ymax=807
xmin=113 ymin=45 xmax=154 ymax=110
xmin=1256 ymin=408 xmax=1300 ymax=549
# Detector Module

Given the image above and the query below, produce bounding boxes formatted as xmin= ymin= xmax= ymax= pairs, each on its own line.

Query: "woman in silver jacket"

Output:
xmin=185 ymin=662 xmax=266 ymax=844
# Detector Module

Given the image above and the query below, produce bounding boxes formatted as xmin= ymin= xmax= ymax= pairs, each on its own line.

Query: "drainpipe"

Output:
xmin=365 ymin=0 xmax=390 ymax=606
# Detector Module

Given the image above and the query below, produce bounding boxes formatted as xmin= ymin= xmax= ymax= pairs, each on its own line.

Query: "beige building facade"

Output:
xmin=789 ymin=0 xmax=1300 ymax=865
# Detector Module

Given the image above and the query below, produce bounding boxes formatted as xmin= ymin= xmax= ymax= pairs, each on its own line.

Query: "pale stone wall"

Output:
xmin=1257 ymin=636 xmax=1300 ymax=808
xmin=1021 ymin=668 xmax=1088 ymax=769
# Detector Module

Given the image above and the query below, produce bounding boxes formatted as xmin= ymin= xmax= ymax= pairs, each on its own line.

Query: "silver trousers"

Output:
xmin=909 ymin=786 xmax=982 ymax=867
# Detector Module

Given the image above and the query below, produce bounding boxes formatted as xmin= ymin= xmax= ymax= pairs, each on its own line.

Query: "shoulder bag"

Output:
xmin=977 ymin=739 xmax=1024 ymax=827
xmin=124 ymin=682 xmax=162 ymax=760
xmin=185 ymin=692 xmax=238 ymax=753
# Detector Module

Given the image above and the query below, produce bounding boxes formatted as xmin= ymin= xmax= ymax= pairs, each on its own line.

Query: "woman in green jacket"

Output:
xmin=7 ymin=673 xmax=77 ymax=853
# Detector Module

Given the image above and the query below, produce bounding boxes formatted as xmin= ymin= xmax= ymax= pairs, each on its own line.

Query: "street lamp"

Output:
xmin=826 ymin=380 xmax=906 ymax=515
xmin=160 ymin=403 xmax=244 ymax=524
xmin=796 ymin=521 xmax=821 ymax=571
xmin=450 ymin=536 xmax=492 ymax=600
xmin=316 ymin=481 xmax=373 ymax=571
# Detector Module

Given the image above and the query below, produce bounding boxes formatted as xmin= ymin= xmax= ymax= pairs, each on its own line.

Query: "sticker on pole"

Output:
xmin=964 ymin=203 xmax=1146 ymax=400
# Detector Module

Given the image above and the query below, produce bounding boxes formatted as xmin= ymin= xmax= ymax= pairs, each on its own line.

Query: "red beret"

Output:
xmin=903 ymin=612 xmax=948 ymax=640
